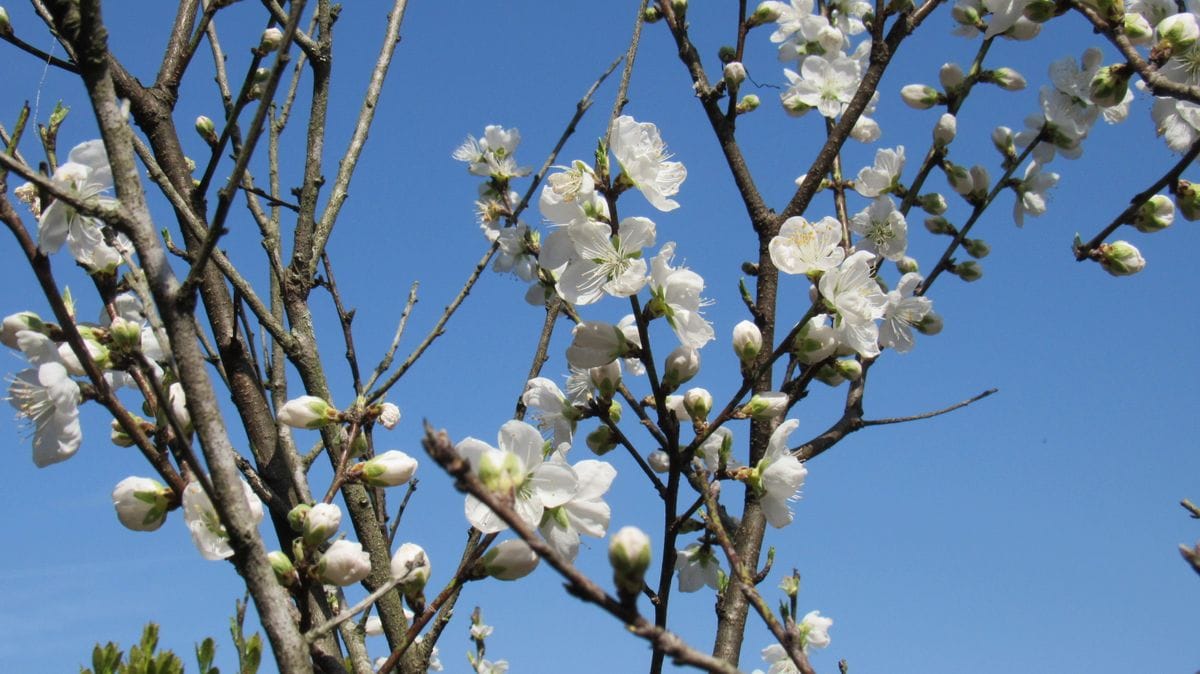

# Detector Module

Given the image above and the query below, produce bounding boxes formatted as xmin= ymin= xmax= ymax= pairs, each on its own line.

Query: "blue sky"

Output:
xmin=1 ymin=2 xmax=1198 ymax=673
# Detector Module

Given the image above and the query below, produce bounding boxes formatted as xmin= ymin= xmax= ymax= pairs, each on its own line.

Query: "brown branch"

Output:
xmin=860 ymin=388 xmax=997 ymax=427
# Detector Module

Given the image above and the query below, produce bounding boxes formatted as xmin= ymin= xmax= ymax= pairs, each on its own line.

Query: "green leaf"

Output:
xmin=195 ymin=638 xmax=216 ymax=673
xmin=240 ymin=634 xmax=262 ymax=674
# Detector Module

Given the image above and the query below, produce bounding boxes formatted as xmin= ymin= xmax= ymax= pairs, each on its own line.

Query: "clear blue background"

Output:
xmin=0 ymin=2 xmax=1197 ymax=672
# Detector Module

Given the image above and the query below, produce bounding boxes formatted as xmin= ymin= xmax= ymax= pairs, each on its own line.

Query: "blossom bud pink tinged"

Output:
xmin=609 ymin=526 xmax=652 ymax=596
xmin=900 ymin=84 xmax=939 ymax=109
xmin=112 ymin=476 xmax=169 ymax=532
xmin=303 ymin=503 xmax=342 ymax=546
xmin=1098 ymin=241 xmax=1146 ymax=276
xmin=482 ymin=539 xmax=540 ymax=580
xmin=391 ymin=542 xmax=431 ymax=592
xmin=360 ymin=450 xmax=418 ymax=487
xmin=278 ymin=395 xmax=339 ymax=429
xmin=318 ymin=540 xmax=372 ymax=586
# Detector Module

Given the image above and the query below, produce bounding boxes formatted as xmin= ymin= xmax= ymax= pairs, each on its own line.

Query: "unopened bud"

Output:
xmin=896 ymin=256 xmax=920 ymax=274
xmin=732 ymin=320 xmax=763 ymax=363
xmin=750 ymin=1 xmax=783 ymax=25
xmin=952 ymin=2 xmax=982 ymax=27
xmin=1023 ymin=0 xmax=1057 ymax=21
xmin=834 ymin=359 xmax=863 ymax=381
xmin=644 ymin=5 xmax=663 ymax=22
xmin=111 ymin=476 xmax=169 ymax=532
xmin=945 ymin=163 xmax=973 ymax=196
xmin=1157 ymin=13 xmax=1199 ymax=51
xmin=1176 ymin=180 xmax=1200 ymax=221
xmin=736 ymin=94 xmax=761 ymax=114
xmin=991 ymin=126 xmax=1016 ymax=159
xmin=609 ymin=526 xmax=652 ymax=598
xmin=739 ymin=391 xmax=788 ymax=419
xmin=917 ymin=311 xmax=944 ymax=335
xmin=933 ymin=112 xmax=957 ymax=146
xmin=1133 ymin=194 xmax=1174 ymax=232
xmin=663 ymin=345 xmax=700 ymax=392
xmin=587 ymin=426 xmax=618 ymax=456
xmin=648 ymin=450 xmax=671 ymax=473
xmin=954 ymin=260 xmax=984 ymax=282
xmin=1098 ymin=240 xmax=1146 ymax=276
xmin=969 ymin=165 xmax=990 ymax=198
xmin=359 ymin=450 xmax=419 ymax=487
xmin=939 ymin=62 xmax=964 ymax=90
xmin=793 ymin=315 xmax=837 ymax=364
xmin=268 ymin=551 xmax=298 ymax=586
xmin=963 ymin=238 xmax=991 ymax=258
xmin=683 ymin=387 xmax=713 ymax=422
xmin=814 ymin=363 xmax=845 ymax=387
xmin=919 ymin=193 xmax=948 ymax=215
xmin=900 ymin=84 xmax=940 ymax=109
xmin=724 ymin=61 xmax=747 ymax=87
xmin=287 ymin=503 xmax=312 ymax=532
xmin=391 ymin=542 xmax=431 ymax=593
xmin=110 ymin=418 xmax=136 ymax=447
xmin=1 ymin=311 xmax=45 ymax=349
xmin=376 ymin=402 xmax=401 ymax=429
xmin=303 ymin=503 xmax=342 ymax=547
xmin=482 ymin=539 xmax=540 ymax=580
xmin=0 ymin=8 xmax=11 ymax=35
xmin=318 ymin=540 xmax=372 ymax=586
xmin=989 ymin=67 xmax=1026 ymax=91
xmin=195 ymin=116 xmax=218 ymax=145
xmin=1089 ymin=64 xmax=1131 ymax=107
xmin=590 ymin=360 xmax=622 ymax=399
xmin=277 ymin=395 xmax=339 ymax=429
xmin=259 ymin=27 xmax=283 ymax=52
xmin=1123 ymin=13 xmax=1154 ymax=43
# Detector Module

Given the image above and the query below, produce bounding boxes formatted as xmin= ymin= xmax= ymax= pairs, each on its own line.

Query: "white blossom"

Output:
xmin=36 ymin=140 xmax=126 ymax=272
xmin=648 ymin=242 xmax=715 ymax=349
xmin=752 ymin=419 xmax=808 ymax=527
xmin=610 ymin=115 xmax=687 ymax=212
xmin=675 ymin=543 xmax=722 ymax=592
xmin=879 ymin=273 xmax=933 ymax=353
xmin=539 ymin=459 xmax=616 ymax=561
xmin=318 ymin=540 xmax=372 ymax=586
xmin=769 ymin=215 xmax=845 ymax=276
xmin=182 ymin=479 xmax=264 ymax=561
xmin=854 ymin=146 xmax=905 ymax=198
xmin=818 ymin=250 xmax=888 ymax=358
xmin=556 ymin=217 xmax=655 ymax=304
xmin=850 ymin=197 xmax=908 ymax=261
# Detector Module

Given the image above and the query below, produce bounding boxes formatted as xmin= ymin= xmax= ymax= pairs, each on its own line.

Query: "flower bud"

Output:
xmin=969 ymin=165 xmax=990 ymax=197
xmin=896 ymin=256 xmax=920 ymax=274
xmin=1023 ymin=0 xmax=1057 ymax=21
xmin=939 ymin=62 xmax=964 ymax=90
xmin=268 ymin=550 xmax=298 ymax=586
xmin=917 ymin=311 xmax=944 ymax=335
xmin=683 ymin=387 xmax=713 ymax=422
xmin=833 ymin=359 xmax=863 ymax=381
xmin=194 ymin=116 xmax=218 ymax=145
xmin=663 ymin=345 xmax=700 ymax=392
xmin=954 ymin=260 xmax=984 ymax=282
xmin=925 ymin=215 xmax=956 ymax=235
xmin=718 ymin=45 xmax=737 ymax=62
xmin=648 ymin=450 xmax=671 ymax=473
xmin=482 ymin=539 xmax=540 ymax=580
xmin=644 ymin=5 xmax=663 ymax=22
xmin=590 ymin=360 xmax=622 ymax=399
xmin=750 ymin=1 xmax=783 ymax=25
xmin=608 ymin=399 xmax=623 ymax=422
xmin=0 ymin=7 xmax=10 ymax=35
xmin=900 ymin=84 xmax=940 ymax=109
xmin=736 ymin=94 xmax=761 ymax=114
xmin=1005 ymin=16 xmax=1041 ymax=40
xmin=989 ymin=67 xmax=1026 ymax=91
xmin=672 ymin=0 xmax=688 ymax=14
xmin=724 ymin=61 xmax=747 ymax=88
xmin=814 ymin=363 xmax=846 ymax=387
xmin=166 ymin=382 xmax=192 ymax=436
xmin=110 ymin=418 xmax=138 ymax=447
xmin=259 ymin=27 xmax=283 ymax=52
xmin=963 ymin=238 xmax=991 ymax=258
xmin=318 ymin=540 xmax=372 ymax=586
xmin=1124 ymin=13 xmax=1154 ymax=43
xmin=303 ymin=503 xmax=342 ymax=546
xmin=779 ymin=573 xmax=801 ymax=598
xmin=57 ymin=332 xmax=109 ymax=376
xmin=1176 ymin=180 xmax=1200 ymax=220
xmin=992 ymin=126 xmax=1016 ymax=159
xmin=1098 ymin=241 xmax=1145 ymax=276
xmin=609 ymin=526 xmax=652 ymax=597
xmin=732 ymin=320 xmax=763 ymax=363
xmin=933 ymin=112 xmax=957 ymax=146
xmin=740 ymin=391 xmax=788 ymax=419
xmin=952 ymin=1 xmax=982 ymax=27
xmin=945 ymin=163 xmax=973 ymax=196
xmin=287 ymin=503 xmax=312 ymax=532
xmin=1 ymin=311 xmax=45 ymax=349
xmin=365 ymin=616 xmax=384 ymax=636
xmin=587 ymin=425 xmax=618 ymax=456
xmin=277 ymin=395 xmax=339 ymax=429
xmin=1089 ymin=64 xmax=1131 ymax=107
xmin=253 ymin=67 xmax=271 ymax=83
xmin=391 ymin=542 xmax=431 ymax=592
xmin=108 ymin=316 xmax=142 ymax=351
xmin=919 ymin=193 xmax=948 ymax=215
xmin=359 ymin=450 xmax=419 ymax=487
xmin=1133 ymin=194 xmax=1174 ymax=232
xmin=112 ymin=476 xmax=170 ymax=532
xmin=376 ymin=402 xmax=401 ymax=429
xmin=1157 ymin=13 xmax=1199 ymax=51
xmin=793 ymin=314 xmax=838 ymax=364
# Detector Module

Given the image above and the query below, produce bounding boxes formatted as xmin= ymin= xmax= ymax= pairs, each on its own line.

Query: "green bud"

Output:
xmin=917 ymin=312 xmax=944 ymax=336
xmin=896 ymin=256 xmax=920 ymax=274
xmin=736 ymin=94 xmax=761 ymax=114
xmin=195 ymin=116 xmax=218 ymax=145
xmin=609 ymin=526 xmax=652 ymax=598
xmin=779 ymin=572 xmax=801 ymax=598
xmin=587 ymin=426 xmax=618 ymax=456
xmin=748 ymin=2 xmax=782 ymax=27
xmin=1023 ymin=0 xmax=1057 ymax=22
xmin=718 ymin=45 xmax=737 ymax=63
xmin=0 ymin=8 xmax=11 ymax=35
xmin=834 ymin=359 xmax=863 ymax=381
xmin=924 ymin=216 xmax=956 ymax=235
xmin=1089 ymin=64 xmax=1131 ymax=107
xmin=287 ymin=504 xmax=311 ymax=532
xmin=1098 ymin=240 xmax=1145 ymax=276
xmin=1133 ymin=194 xmax=1174 ymax=233
xmin=268 ymin=551 xmax=298 ymax=586
xmin=954 ymin=260 xmax=984 ymax=282
xmin=1123 ymin=13 xmax=1154 ymax=44
xmin=1176 ymin=180 xmax=1200 ymax=221
xmin=963 ymin=238 xmax=991 ymax=259
xmin=643 ymin=6 xmax=662 ymax=22
xmin=608 ymin=399 xmax=623 ymax=423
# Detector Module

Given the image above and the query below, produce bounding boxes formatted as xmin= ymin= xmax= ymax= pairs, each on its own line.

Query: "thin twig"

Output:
xmin=860 ymin=388 xmax=997 ymax=427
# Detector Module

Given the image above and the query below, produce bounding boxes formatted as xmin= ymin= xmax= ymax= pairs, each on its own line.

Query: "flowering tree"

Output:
xmin=0 ymin=1 xmax=1197 ymax=673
